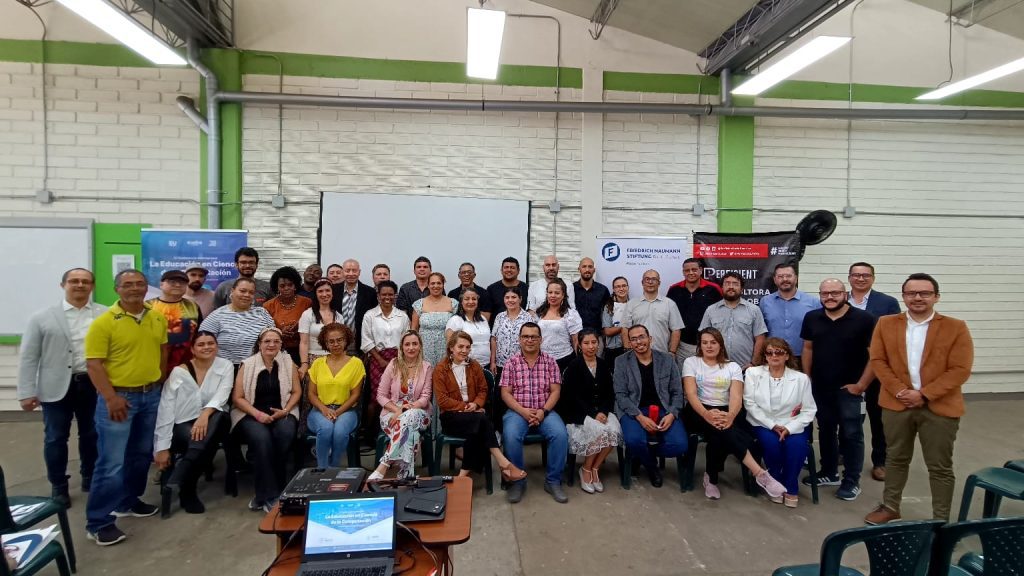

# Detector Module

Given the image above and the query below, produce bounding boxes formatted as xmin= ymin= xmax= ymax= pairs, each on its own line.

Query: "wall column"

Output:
xmin=716 ymin=97 xmax=754 ymax=232
xmin=579 ymin=66 xmax=604 ymax=257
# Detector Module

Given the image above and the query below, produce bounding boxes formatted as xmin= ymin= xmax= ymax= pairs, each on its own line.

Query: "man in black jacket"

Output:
xmin=331 ymin=259 xmax=377 ymax=355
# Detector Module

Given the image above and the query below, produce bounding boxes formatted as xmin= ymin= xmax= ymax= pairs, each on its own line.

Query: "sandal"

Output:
xmin=499 ymin=463 xmax=527 ymax=482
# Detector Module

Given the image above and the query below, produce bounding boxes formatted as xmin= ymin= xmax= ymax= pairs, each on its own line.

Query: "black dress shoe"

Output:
xmin=648 ymin=467 xmax=663 ymax=488
xmin=52 ymin=484 xmax=71 ymax=509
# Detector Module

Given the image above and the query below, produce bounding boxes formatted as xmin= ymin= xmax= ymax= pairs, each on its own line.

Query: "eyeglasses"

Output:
xmin=458 ymin=270 xmax=474 ymax=276
xmin=818 ymin=290 xmax=845 ymax=298
xmin=628 ymin=335 xmax=649 ymax=343
xmin=764 ymin=350 xmax=788 ymax=357
xmin=642 ymin=277 xmax=659 ymax=283
xmin=849 ymin=273 xmax=873 ymax=279
xmin=902 ymin=291 xmax=936 ymax=298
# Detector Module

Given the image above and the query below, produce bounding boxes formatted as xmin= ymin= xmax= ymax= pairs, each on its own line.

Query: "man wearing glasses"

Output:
xmin=621 ymin=270 xmax=684 ymax=356
xmin=759 ymin=263 xmax=820 ymax=364
xmin=847 ymin=262 xmax=901 ymax=482
xmin=864 ymin=273 xmax=973 ymax=525
xmin=800 ymin=279 xmax=877 ymax=502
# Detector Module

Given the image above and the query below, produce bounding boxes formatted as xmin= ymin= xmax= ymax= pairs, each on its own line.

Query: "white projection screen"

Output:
xmin=319 ymin=192 xmax=531 ymax=287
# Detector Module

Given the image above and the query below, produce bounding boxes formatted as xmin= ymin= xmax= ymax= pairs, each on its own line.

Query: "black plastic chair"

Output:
xmin=931 ymin=516 xmax=1024 ymax=576
xmin=0 ymin=465 xmax=76 ymax=574
xmin=0 ymin=540 xmax=71 ymax=576
xmin=430 ymin=400 xmax=494 ymax=494
xmin=957 ymin=466 xmax=1024 ymax=521
xmin=773 ymin=520 xmax=943 ymax=576
xmin=1005 ymin=460 xmax=1024 ymax=474
xmin=679 ymin=432 xmax=759 ymax=496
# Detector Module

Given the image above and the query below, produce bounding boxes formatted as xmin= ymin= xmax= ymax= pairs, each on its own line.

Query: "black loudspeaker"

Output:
xmin=795 ymin=210 xmax=837 ymax=260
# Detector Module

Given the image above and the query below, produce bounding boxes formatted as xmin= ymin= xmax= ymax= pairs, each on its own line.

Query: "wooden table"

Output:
xmin=258 ymin=477 xmax=473 ymax=576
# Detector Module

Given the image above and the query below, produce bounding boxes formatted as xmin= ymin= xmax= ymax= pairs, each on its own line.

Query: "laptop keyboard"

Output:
xmin=304 ymin=567 xmax=387 ymax=576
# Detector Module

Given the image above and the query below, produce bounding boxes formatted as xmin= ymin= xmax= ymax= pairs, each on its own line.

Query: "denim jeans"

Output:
xmin=41 ymin=374 xmax=98 ymax=488
xmin=620 ymin=407 xmax=688 ymax=466
xmin=307 ymin=409 xmax=359 ymax=468
xmin=502 ymin=410 xmax=568 ymax=486
xmin=85 ymin=387 xmax=161 ymax=533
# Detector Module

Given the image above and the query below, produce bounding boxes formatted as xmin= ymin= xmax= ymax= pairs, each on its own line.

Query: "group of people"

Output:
xmin=16 ymin=247 xmax=973 ymax=547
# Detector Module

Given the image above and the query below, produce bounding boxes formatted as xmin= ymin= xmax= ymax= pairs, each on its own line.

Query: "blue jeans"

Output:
xmin=86 ymin=387 xmax=161 ymax=533
xmin=502 ymin=410 xmax=568 ymax=486
xmin=620 ymin=407 xmax=688 ymax=465
xmin=307 ymin=408 xmax=359 ymax=468
xmin=753 ymin=426 xmax=811 ymax=495
xmin=41 ymin=374 xmax=98 ymax=488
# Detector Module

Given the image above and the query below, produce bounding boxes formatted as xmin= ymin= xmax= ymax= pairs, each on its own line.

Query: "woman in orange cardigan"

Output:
xmin=433 ymin=331 xmax=527 ymax=482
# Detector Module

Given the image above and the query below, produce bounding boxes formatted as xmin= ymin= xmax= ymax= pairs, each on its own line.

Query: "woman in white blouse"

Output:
xmin=744 ymin=337 xmax=817 ymax=508
xmin=153 ymin=331 xmax=234 ymax=514
xmin=361 ymin=280 xmax=410 ymax=435
xmin=535 ymin=279 xmax=583 ymax=372
xmin=298 ymin=279 xmax=344 ymax=379
xmin=445 ymin=288 xmax=491 ymax=366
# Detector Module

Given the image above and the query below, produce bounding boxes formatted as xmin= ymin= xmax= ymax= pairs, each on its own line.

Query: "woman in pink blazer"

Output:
xmin=369 ymin=331 xmax=433 ymax=480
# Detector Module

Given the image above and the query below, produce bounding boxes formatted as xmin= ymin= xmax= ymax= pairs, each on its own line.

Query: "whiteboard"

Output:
xmin=0 ymin=218 xmax=92 ymax=336
xmin=319 ymin=192 xmax=530 ymax=288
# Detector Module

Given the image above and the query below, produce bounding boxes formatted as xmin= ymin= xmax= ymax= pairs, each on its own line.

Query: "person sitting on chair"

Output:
xmin=154 ymin=331 xmax=234 ymax=513
xmin=434 ymin=331 xmax=527 ymax=485
xmin=682 ymin=327 xmax=786 ymax=500
xmin=370 ymin=331 xmax=432 ymax=481
xmin=614 ymin=324 xmax=687 ymax=488
xmin=744 ymin=337 xmax=817 ymax=507
xmin=306 ymin=323 xmax=364 ymax=468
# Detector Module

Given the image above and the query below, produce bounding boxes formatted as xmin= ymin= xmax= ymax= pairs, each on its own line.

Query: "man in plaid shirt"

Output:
xmin=500 ymin=322 xmax=569 ymax=504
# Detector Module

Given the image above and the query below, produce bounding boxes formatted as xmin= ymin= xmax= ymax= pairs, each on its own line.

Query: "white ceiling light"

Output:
xmin=466 ymin=7 xmax=506 ymax=80
xmin=56 ymin=0 xmax=186 ymax=66
xmin=916 ymin=57 xmax=1024 ymax=100
xmin=732 ymin=36 xmax=851 ymax=96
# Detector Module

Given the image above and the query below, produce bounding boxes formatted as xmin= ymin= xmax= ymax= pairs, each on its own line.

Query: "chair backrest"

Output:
xmin=931 ymin=517 xmax=1024 ymax=576
xmin=0 ymin=464 xmax=15 ymax=532
xmin=819 ymin=520 xmax=944 ymax=576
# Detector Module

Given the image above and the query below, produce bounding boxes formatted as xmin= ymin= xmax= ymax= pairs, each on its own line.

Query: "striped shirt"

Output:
xmin=199 ymin=305 xmax=275 ymax=364
xmin=500 ymin=352 xmax=560 ymax=410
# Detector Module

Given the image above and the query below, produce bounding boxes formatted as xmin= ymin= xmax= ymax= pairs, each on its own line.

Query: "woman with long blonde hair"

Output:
xmin=369 ymin=331 xmax=433 ymax=480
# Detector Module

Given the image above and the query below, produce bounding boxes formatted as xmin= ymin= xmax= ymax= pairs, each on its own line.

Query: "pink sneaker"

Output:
xmin=756 ymin=470 xmax=786 ymax=499
xmin=703 ymin=473 xmax=721 ymax=500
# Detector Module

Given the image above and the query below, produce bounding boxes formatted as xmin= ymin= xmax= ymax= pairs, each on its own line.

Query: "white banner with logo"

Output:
xmin=595 ymin=236 xmax=690 ymax=298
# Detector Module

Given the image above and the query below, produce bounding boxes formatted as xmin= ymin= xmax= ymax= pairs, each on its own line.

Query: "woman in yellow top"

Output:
xmin=306 ymin=323 xmax=365 ymax=467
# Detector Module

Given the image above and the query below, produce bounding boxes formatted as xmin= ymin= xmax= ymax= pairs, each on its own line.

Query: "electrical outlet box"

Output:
xmin=271 ymin=195 xmax=286 ymax=209
xmin=548 ymin=200 xmax=561 ymax=213
xmin=36 ymin=189 xmax=53 ymax=204
xmin=692 ymin=203 xmax=705 ymax=216
xmin=843 ymin=206 xmax=856 ymax=218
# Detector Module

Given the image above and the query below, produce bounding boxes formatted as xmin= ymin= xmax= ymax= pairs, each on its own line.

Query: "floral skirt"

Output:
xmin=567 ymin=413 xmax=623 ymax=457
xmin=379 ymin=407 xmax=430 ymax=478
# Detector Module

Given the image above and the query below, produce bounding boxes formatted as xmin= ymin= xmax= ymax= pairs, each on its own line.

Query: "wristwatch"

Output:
xmin=543 ymin=408 xmax=550 ymax=417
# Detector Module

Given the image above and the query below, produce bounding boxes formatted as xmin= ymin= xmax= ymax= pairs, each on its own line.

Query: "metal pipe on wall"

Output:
xmin=186 ymin=40 xmax=221 ymax=230
xmin=175 ymin=96 xmax=209 ymax=133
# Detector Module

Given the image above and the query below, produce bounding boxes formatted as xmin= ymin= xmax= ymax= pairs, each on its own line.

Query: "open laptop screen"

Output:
xmin=304 ymin=495 xmax=396 ymax=556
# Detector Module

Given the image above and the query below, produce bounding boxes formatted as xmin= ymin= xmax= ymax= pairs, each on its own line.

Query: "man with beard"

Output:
xmin=800 ymin=278 xmax=876 ymax=501
xmin=699 ymin=272 xmax=767 ymax=369
xmin=184 ymin=266 xmax=214 ymax=317
xmin=396 ymin=256 xmax=432 ymax=315
xmin=486 ymin=257 xmax=529 ymax=322
xmin=666 ymin=258 xmax=722 ymax=368
xmin=526 ymin=255 xmax=576 ymax=312
xmin=847 ymin=261 xmax=901 ymax=482
xmin=759 ymin=263 xmax=820 ymax=363
xmin=297 ymin=263 xmax=322 ymax=299
xmin=212 ymin=247 xmax=272 ymax=308
xmin=572 ymin=257 xmax=609 ymax=332
xmin=147 ymin=270 xmax=202 ymax=380
xmin=448 ymin=262 xmax=493 ymax=320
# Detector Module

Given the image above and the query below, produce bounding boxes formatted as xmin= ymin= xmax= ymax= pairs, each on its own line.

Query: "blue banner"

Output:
xmin=141 ymin=229 xmax=248 ymax=291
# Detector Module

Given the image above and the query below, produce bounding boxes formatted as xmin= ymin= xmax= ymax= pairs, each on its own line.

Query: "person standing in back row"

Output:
xmin=666 ymin=258 xmax=722 ymax=370
xmin=573 ymin=257 xmax=609 ymax=333
xmin=213 ymin=247 xmax=272 ymax=308
xmin=699 ymin=272 xmax=767 ymax=370
xmin=397 ymin=257 xmax=432 ymax=315
xmin=759 ymin=263 xmax=820 ymax=364
xmin=621 ymin=270 xmax=683 ymax=356
xmin=847 ymin=261 xmax=901 ymax=482
xmin=486 ymin=257 xmax=529 ymax=323
xmin=864 ymin=273 xmax=973 ymax=525
xmin=18 ymin=268 xmax=107 ymax=509
xmin=527 ymin=255 xmax=575 ymax=312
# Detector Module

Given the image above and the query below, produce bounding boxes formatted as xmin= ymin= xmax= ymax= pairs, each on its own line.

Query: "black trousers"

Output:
xmin=41 ymin=373 xmax=98 ymax=488
xmin=167 ymin=411 xmax=226 ymax=497
xmin=439 ymin=411 xmax=498 ymax=474
xmin=682 ymin=404 xmax=752 ymax=483
xmin=864 ymin=380 xmax=886 ymax=467
xmin=234 ymin=415 xmax=297 ymax=504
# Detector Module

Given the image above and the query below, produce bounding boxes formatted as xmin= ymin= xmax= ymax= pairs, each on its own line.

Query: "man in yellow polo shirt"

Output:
xmin=84 ymin=269 xmax=168 ymax=546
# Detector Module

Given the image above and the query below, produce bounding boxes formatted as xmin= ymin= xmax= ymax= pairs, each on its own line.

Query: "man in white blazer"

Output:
xmin=17 ymin=268 xmax=107 ymax=508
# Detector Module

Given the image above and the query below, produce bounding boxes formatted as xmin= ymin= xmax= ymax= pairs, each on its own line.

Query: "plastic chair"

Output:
xmin=773 ymin=520 xmax=943 ymax=576
xmin=931 ymin=516 xmax=1024 ymax=576
xmin=618 ymin=446 xmax=686 ymax=491
xmin=1004 ymin=459 xmax=1024 ymax=474
xmin=957 ymin=466 xmax=1024 ymax=521
xmin=679 ymin=433 xmax=759 ymax=496
xmin=0 ymin=540 xmax=72 ymax=576
xmin=0 ymin=465 xmax=76 ymax=573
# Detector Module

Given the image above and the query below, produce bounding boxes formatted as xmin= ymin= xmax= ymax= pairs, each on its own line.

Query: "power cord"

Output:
xmin=397 ymin=521 xmax=440 ymax=576
xmin=260 ymin=526 xmax=301 ymax=576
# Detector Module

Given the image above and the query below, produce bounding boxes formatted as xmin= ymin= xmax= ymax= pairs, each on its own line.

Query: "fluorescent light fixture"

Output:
xmin=916 ymin=57 xmax=1024 ymax=100
xmin=732 ymin=36 xmax=851 ymax=96
xmin=56 ymin=0 xmax=186 ymax=65
xmin=466 ymin=7 xmax=506 ymax=80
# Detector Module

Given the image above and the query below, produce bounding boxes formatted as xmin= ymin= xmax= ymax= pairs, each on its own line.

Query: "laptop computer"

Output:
xmin=297 ymin=493 xmax=397 ymax=576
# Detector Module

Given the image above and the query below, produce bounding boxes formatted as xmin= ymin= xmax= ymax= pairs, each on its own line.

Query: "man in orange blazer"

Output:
xmin=864 ymin=273 xmax=973 ymax=525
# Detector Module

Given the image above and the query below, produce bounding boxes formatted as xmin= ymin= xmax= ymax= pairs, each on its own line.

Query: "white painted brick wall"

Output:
xmin=0 ymin=61 xmax=202 ymax=410
xmin=753 ymin=115 xmax=1024 ymax=393
xmin=241 ymin=75 xmax=583 ymax=283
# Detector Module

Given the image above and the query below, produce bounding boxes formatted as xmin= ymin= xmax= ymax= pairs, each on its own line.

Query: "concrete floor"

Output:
xmin=2 ymin=394 xmax=1022 ymax=576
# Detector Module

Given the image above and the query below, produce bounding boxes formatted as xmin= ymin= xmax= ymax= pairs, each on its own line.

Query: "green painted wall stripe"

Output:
xmin=717 ymin=95 xmax=755 ymax=233
xmin=604 ymin=72 xmax=720 ymax=95
xmin=237 ymin=49 xmax=582 ymax=89
xmin=205 ymin=49 xmax=244 ymax=229
xmin=0 ymin=38 xmax=160 ymax=67
xmin=0 ymin=335 xmax=20 ymax=345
